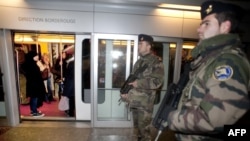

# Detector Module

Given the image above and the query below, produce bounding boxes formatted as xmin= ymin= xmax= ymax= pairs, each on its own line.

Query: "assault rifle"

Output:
xmin=152 ymin=62 xmax=190 ymax=141
xmin=119 ymin=64 xmax=148 ymax=104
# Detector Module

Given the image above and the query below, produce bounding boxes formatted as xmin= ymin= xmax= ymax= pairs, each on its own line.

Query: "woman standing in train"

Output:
xmin=41 ymin=53 xmax=55 ymax=103
xmin=23 ymin=50 xmax=46 ymax=117
xmin=61 ymin=45 xmax=75 ymax=117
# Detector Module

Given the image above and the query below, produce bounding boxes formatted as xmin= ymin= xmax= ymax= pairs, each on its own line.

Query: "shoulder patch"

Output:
xmin=213 ymin=65 xmax=233 ymax=81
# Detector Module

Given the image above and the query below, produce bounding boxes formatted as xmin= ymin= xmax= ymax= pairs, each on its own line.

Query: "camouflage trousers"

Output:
xmin=131 ymin=108 xmax=153 ymax=141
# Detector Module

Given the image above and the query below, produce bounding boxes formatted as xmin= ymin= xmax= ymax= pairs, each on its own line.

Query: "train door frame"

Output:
xmin=0 ymin=29 xmax=20 ymax=126
xmin=13 ymin=33 xmax=92 ymax=121
xmin=1 ymin=30 xmax=93 ymax=125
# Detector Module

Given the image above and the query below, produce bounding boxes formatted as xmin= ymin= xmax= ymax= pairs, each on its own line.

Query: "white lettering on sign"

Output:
xmin=18 ymin=17 xmax=76 ymax=24
xmin=18 ymin=17 xmax=44 ymax=22
xmin=228 ymin=129 xmax=247 ymax=136
xmin=44 ymin=18 xmax=75 ymax=23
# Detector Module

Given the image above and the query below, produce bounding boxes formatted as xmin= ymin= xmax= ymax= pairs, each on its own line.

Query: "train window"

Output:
xmin=180 ymin=41 xmax=196 ymax=74
xmin=97 ymin=39 xmax=133 ymax=89
xmin=96 ymin=37 xmax=134 ymax=120
xmin=81 ymin=39 xmax=91 ymax=103
xmin=169 ymin=43 xmax=176 ymax=84
xmin=151 ymin=41 xmax=196 ymax=105
xmin=169 ymin=41 xmax=196 ymax=84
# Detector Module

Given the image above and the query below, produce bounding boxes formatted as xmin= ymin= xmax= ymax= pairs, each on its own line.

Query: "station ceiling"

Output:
xmin=25 ymin=0 xmax=250 ymax=9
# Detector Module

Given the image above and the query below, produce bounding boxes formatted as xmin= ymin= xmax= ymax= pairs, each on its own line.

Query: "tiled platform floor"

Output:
xmin=0 ymin=119 xmax=176 ymax=141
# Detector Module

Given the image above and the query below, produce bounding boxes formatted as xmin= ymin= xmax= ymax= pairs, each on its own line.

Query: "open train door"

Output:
xmin=75 ymin=34 xmax=91 ymax=120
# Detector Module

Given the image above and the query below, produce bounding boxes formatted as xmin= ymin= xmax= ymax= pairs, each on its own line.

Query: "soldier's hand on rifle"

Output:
xmin=119 ymin=93 xmax=129 ymax=105
xmin=129 ymin=80 xmax=138 ymax=88
xmin=120 ymin=93 xmax=128 ymax=100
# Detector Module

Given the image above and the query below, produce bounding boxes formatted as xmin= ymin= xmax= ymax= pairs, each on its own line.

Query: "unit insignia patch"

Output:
xmin=213 ymin=65 xmax=233 ymax=81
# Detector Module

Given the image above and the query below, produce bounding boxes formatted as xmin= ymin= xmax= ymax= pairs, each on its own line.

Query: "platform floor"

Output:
xmin=0 ymin=118 xmax=176 ymax=141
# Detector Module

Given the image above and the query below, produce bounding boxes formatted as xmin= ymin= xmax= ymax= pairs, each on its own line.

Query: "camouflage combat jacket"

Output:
xmin=167 ymin=34 xmax=250 ymax=141
xmin=128 ymin=53 xmax=164 ymax=111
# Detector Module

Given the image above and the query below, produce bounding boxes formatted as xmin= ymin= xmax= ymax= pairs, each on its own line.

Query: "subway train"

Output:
xmin=0 ymin=0 xmax=250 ymax=128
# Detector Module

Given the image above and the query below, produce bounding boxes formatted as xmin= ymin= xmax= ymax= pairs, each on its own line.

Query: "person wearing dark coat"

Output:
xmin=23 ymin=51 xmax=46 ymax=117
xmin=62 ymin=45 xmax=75 ymax=117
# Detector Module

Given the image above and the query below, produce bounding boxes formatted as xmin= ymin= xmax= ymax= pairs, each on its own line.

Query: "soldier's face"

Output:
xmin=138 ymin=41 xmax=150 ymax=56
xmin=197 ymin=13 xmax=227 ymax=40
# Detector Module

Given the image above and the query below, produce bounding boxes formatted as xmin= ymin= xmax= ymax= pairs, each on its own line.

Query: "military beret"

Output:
xmin=138 ymin=34 xmax=153 ymax=44
xmin=201 ymin=1 xmax=244 ymax=20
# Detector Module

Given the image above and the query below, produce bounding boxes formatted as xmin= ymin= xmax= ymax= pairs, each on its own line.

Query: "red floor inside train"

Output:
xmin=19 ymin=97 xmax=67 ymax=117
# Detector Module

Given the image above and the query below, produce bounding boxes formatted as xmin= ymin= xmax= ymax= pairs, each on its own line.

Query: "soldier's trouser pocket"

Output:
xmin=129 ymin=93 xmax=156 ymax=110
xmin=129 ymin=94 xmax=148 ymax=108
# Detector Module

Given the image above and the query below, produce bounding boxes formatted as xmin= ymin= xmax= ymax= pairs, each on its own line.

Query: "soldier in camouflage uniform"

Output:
xmin=163 ymin=1 xmax=250 ymax=141
xmin=121 ymin=34 xmax=164 ymax=141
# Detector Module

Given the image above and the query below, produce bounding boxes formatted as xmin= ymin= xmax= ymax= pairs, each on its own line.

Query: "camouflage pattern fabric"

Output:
xmin=128 ymin=53 xmax=164 ymax=141
xmin=167 ymin=34 xmax=250 ymax=141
